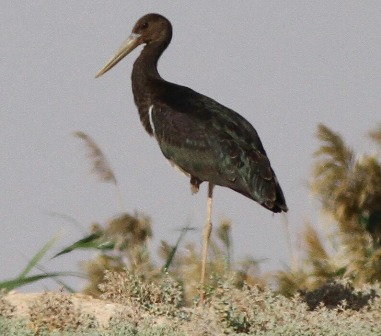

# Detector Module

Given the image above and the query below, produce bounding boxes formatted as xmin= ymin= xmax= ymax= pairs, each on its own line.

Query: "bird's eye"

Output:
xmin=141 ymin=22 xmax=148 ymax=29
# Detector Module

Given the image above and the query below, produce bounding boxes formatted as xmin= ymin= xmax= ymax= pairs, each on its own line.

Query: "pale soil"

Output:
xmin=2 ymin=291 xmax=129 ymax=328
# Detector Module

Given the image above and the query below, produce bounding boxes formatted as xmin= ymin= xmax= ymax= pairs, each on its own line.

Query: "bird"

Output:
xmin=96 ymin=13 xmax=288 ymax=300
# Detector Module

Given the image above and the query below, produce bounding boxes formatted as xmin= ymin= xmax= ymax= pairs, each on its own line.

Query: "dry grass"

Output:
xmin=2 ymin=125 xmax=381 ymax=334
xmin=1 ymin=274 xmax=381 ymax=335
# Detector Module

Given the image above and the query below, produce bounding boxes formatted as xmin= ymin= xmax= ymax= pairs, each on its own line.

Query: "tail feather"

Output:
xmin=242 ymin=150 xmax=288 ymax=213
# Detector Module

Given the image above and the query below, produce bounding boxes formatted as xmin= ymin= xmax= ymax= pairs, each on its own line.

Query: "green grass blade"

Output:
xmin=0 ymin=272 xmax=83 ymax=292
xmin=18 ymin=235 xmax=59 ymax=279
xmin=35 ymin=264 xmax=78 ymax=293
xmin=52 ymin=232 xmax=115 ymax=259
xmin=162 ymin=225 xmax=195 ymax=272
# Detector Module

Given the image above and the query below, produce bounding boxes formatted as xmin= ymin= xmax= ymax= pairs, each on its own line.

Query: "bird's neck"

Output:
xmin=132 ymin=41 xmax=168 ymax=135
xmin=133 ymin=44 xmax=162 ymax=80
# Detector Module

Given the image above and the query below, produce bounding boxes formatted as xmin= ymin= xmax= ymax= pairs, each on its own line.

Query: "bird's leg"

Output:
xmin=200 ymin=182 xmax=214 ymax=302
xmin=190 ymin=176 xmax=201 ymax=194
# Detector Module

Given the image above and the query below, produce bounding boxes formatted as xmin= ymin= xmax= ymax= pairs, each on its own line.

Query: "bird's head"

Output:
xmin=95 ymin=13 xmax=172 ymax=78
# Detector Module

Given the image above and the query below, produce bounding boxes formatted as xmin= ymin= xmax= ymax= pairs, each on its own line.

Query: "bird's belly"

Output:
xmin=158 ymin=141 xmax=218 ymax=181
xmin=167 ymin=159 xmax=190 ymax=177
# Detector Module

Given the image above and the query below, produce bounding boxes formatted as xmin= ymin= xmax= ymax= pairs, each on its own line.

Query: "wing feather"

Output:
xmin=149 ymin=81 xmax=287 ymax=211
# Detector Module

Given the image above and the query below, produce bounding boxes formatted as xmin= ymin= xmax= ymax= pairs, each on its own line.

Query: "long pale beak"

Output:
xmin=95 ymin=33 xmax=141 ymax=78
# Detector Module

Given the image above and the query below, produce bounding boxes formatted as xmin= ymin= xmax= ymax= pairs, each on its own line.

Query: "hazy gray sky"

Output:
xmin=2 ymin=2 xmax=381 ymax=291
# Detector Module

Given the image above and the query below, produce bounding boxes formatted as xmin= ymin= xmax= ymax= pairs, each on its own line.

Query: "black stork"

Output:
xmin=96 ymin=13 xmax=288 ymax=299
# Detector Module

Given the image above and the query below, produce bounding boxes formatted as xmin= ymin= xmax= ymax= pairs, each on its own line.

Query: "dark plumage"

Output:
xmin=96 ymin=13 xmax=288 ymax=299
xmin=97 ymin=13 xmax=287 ymax=213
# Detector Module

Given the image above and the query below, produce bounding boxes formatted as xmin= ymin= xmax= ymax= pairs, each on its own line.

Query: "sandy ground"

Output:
xmin=2 ymin=291 xmax=129 ymax=328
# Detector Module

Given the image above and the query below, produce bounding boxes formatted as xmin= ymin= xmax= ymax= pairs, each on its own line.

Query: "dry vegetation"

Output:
xmin=1 ymin=124 xmax=381 ymax=335
xmin=1 ymin=276 xmax=381 ymax=335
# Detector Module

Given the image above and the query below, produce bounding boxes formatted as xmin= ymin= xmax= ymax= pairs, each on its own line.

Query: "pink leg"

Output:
xmin=200 ymin=183 xmax=214 ymax=302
